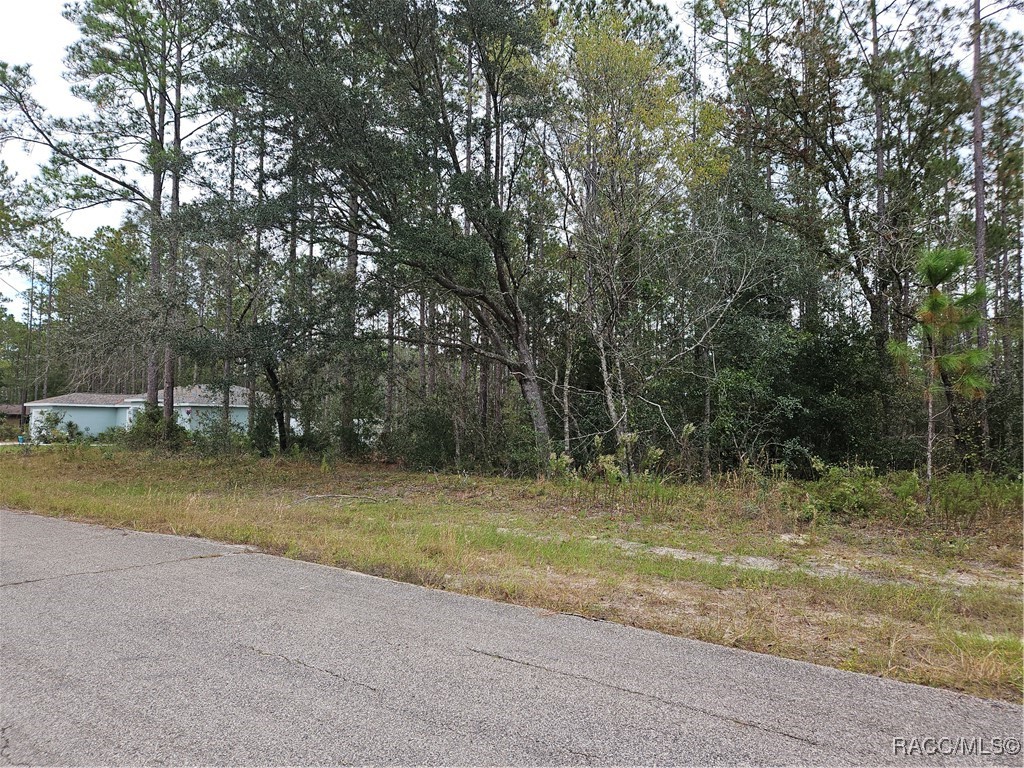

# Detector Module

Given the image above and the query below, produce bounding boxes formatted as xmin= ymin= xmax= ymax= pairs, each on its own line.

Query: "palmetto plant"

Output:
xmin=890 ymin=248 xmax=989 ymax=506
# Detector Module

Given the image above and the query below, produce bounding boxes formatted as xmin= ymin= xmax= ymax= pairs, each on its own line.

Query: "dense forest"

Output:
xmin=0 ymin=0 xmax=1020 ymax=478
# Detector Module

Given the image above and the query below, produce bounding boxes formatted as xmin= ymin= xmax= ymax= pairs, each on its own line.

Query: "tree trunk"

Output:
xmin=595 ymin=328 xmax=623 ymax=442
xmin=384 ymin=303 xmax=396 ymax=438
xmin=971 ymin=0 xmax=990 ymax=450
xmin=146 ymin=188 xmax=163 ymax=408
xmin=562 ymin=352 xmax=572 ymax=456
xmin=340 ymin=194 xmax=359 ymax=449
xmin=418 ymin=292 xmax=427 ymax=396
xmin=248 ymin=112 xmax=268 ymax=433
xmin=871 ymin=0 xmax=886 ymax=241
xmin=264 ymin=362 xmax=288 ymax=453
xmin=972 ymin=0 xmax=989 ymax=350
xmin=162 ymin=4 xmax=183 ymax=438
xmin=925 ymin=336 xmax=935 ymax=509
xmin=514 ymin=347 xmax=551 ymax=465
xmin=426 ymin=301 xmax=437 ymax=397
xmin=926 ymin=386 xmax=934 ymax=507
xmin=224 ymin=112 xmax=237 ymax=428
xmin=701 ymin=344 xmax=712 ymax=482
xmin=478 ymin=345 xmax=489 ymax=435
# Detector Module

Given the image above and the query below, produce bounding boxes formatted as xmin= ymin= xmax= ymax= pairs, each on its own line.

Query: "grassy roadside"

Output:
xmin=1 ymin=446 xmax=1021 ymax=701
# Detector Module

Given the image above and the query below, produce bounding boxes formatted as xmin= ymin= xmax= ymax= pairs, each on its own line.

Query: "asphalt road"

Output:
xmin=1 ymin=509 xmax=1020 ymax=766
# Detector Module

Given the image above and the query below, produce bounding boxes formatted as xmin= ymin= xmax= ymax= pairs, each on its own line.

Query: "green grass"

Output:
xmin=1 ymin=445 xmax=1021 ymax=701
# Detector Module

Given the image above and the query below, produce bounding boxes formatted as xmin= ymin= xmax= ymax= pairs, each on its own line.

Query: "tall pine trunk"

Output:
xmin=971 ymin=0 xmax=990 ymax=450
xmin=162 ymin=0 xmax=183 ymax=437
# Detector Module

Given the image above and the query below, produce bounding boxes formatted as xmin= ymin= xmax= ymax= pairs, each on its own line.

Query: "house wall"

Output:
xmin=178 ymin=405 xmax=249 ymax=431
xmin=117 ymin=406 xmax=133 ymax=428
xmin=29 ymin=406 xmax=122 ymax=438
xmin=29 ymin=403 xmax=251 ymax=440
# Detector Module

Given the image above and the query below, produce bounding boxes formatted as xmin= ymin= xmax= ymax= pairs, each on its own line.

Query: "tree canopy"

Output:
xmin=0 ymin=0 xmax=1020 ymax=476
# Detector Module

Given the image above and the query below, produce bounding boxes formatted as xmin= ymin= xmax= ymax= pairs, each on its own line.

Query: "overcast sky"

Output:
xmin=1 ymin=0 xmax=123 ymax=313
xmin=2 ymin=0 xmax=89 ymax=180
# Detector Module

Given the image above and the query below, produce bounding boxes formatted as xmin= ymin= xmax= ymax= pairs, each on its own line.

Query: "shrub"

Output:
xmin=804 ymin=461 xmax=920 ymax=523
xmin=64 ymin=420 xmax=84 ymax=442
xmin=251 ymin=404 xmax=277 ymax=457
xmin=496 ymin=406 xmax=545 ymax=476
xmin=32 ymin=410 xmax=71 ymax=444
xmin=95 ymin=426 xmax=128 ymax=444
xmin=124 ymin=406 xmax=186 ymax=450
xmin=546 ymin=452 xmax=575 ymax=479
xmin=382 ymin=401 xmax=456 ymax=469
xmin=930 ymin=473 xmax=1018 ymax=534
xmin=189 ymin=413 xmax=251 ymax=457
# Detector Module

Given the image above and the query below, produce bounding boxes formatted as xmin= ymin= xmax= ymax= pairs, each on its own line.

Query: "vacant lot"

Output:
xmin=1 ymin=447 xmax=1020 ymax=701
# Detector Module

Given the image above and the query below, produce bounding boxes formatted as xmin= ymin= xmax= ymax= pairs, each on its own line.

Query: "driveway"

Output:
xmin=1 ymin=509 xmax=1020 ymax=766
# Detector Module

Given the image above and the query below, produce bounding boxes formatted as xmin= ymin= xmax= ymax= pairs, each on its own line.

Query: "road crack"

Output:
xmin=245 ymin=645 xmax=380 ymax=694
xmin=0 ymin=551 xmax=251 ymax=588
xmin=468 ymin=648 xmax=821 ymax=748
xmin=0 ymin=724 xmax=29 ymax=768
xmin=564 ymin=746 xmax=600 ymax=765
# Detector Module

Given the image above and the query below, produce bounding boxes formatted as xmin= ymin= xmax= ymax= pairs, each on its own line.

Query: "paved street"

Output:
xmin=1 ymin=509 xmax=1020 ymax=766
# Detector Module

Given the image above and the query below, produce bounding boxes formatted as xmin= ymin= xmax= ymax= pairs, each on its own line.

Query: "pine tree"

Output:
xmin=891 ymin=249 xmax=988 ymax=505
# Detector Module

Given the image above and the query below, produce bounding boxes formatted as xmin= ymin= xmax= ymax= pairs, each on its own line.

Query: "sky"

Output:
xmin=1 ymin=0 xmax=107 ymax=190
xmin=0 ymin=0 xmax=124 ymax=314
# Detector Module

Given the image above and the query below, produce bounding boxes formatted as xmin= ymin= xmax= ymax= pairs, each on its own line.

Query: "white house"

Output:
xmin=26 ymin=386 xmax=253 ymax=439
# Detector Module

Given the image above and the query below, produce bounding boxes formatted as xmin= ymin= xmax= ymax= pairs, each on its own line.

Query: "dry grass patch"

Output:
xmin=1 ymin=446 xmax=1020 ymax=701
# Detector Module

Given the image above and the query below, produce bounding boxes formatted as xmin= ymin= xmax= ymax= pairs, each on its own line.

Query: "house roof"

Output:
xmin=122 ymin=385 xmax=252 ymax=408
xmin=0 ymin=404 xmax=24 ymax=416
xmin=27 ymin=386 xmax=254 ymax=409
xmin=25 ymin=393 xmax=132 ymax=407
